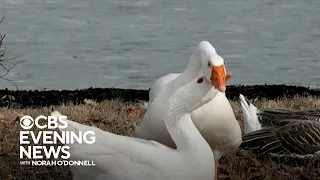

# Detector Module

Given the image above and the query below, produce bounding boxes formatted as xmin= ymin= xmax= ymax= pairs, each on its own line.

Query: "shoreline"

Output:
xmin=0 ymin=84 xmax=319 ymax=108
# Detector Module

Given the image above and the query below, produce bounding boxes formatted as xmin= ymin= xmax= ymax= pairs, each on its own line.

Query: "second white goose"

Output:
xmin=52 ymin=76 xmax=218 ymax=180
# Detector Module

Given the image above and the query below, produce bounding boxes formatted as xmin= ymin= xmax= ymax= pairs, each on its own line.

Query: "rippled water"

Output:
xmin=0 ymin=0 xmax=319 ymax=90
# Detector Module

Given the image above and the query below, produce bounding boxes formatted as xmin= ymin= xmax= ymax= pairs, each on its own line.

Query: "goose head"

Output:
xmin=195 ymin=41 xmax=232 ymax=92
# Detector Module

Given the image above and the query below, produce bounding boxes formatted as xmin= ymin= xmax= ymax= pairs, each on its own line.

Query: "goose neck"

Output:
xmin=164 ymin=97 xmax=210 ymax=150
xmin=183 ymin=54 xmax=202 ymax=79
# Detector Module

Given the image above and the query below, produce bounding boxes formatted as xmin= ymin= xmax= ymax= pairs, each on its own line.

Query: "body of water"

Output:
xmin=1 ymin=0 xmax=320 ymax=90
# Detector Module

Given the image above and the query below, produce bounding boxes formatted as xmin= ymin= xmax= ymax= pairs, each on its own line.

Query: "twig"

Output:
xmin=0 ymin=53 xmax=24 ymax=62
xmin=0 ymin=63 xmax=17 ymax=78
xmin=0 ymin=16 xmax=19 ymax=90
xmin=0 ymin=34 xmax=5 ymax=47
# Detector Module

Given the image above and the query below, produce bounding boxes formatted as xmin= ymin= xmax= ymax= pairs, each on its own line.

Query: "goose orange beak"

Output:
xmin=210 ymin=65 xmax=232 ymax=92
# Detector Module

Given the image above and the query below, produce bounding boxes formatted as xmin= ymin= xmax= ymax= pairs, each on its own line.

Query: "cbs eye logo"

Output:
xmin=20 ymin=116 xmax=34 ymax=130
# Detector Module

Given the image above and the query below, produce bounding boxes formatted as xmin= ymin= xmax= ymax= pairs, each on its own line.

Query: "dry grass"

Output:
xmin=0 ymin=96 xmax=320 ymax=180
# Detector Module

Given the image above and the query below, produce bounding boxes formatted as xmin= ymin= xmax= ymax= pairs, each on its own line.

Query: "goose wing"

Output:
xmin=240 ymin=120 xmax=320 ymax=156
xmin=258 ymin=109 xmax=320 ymax=127
xmin=276 ymin=121 xmax=320 ymax=154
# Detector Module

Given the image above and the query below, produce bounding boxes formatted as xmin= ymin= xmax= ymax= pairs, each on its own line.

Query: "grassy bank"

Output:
xmin=0 ymin=96 xmax=320 ymax=180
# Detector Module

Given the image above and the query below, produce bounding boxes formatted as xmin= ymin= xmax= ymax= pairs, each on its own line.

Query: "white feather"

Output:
xmin=239 ymin=94 xmax=262 ymax=134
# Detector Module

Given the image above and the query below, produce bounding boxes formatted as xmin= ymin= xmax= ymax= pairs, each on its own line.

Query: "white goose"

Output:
xmin=134 ymin=41 xmax=242 ymax=179
xmin=52 ymin=76 xmax=218 ymax=180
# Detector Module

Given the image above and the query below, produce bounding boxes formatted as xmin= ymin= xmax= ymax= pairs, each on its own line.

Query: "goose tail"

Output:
xmin=239 ymin=94 xmax=261 ymax=134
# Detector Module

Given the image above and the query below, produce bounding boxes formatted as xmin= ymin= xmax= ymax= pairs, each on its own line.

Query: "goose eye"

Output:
xmin=207 ymin=62 xmax=211 ymax=67
xmin=197 ymin=77 xmax=204 ymax=83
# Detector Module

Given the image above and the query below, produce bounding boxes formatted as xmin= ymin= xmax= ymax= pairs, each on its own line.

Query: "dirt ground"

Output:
xmin=0 ymin=95 xmax=319 ymax=180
